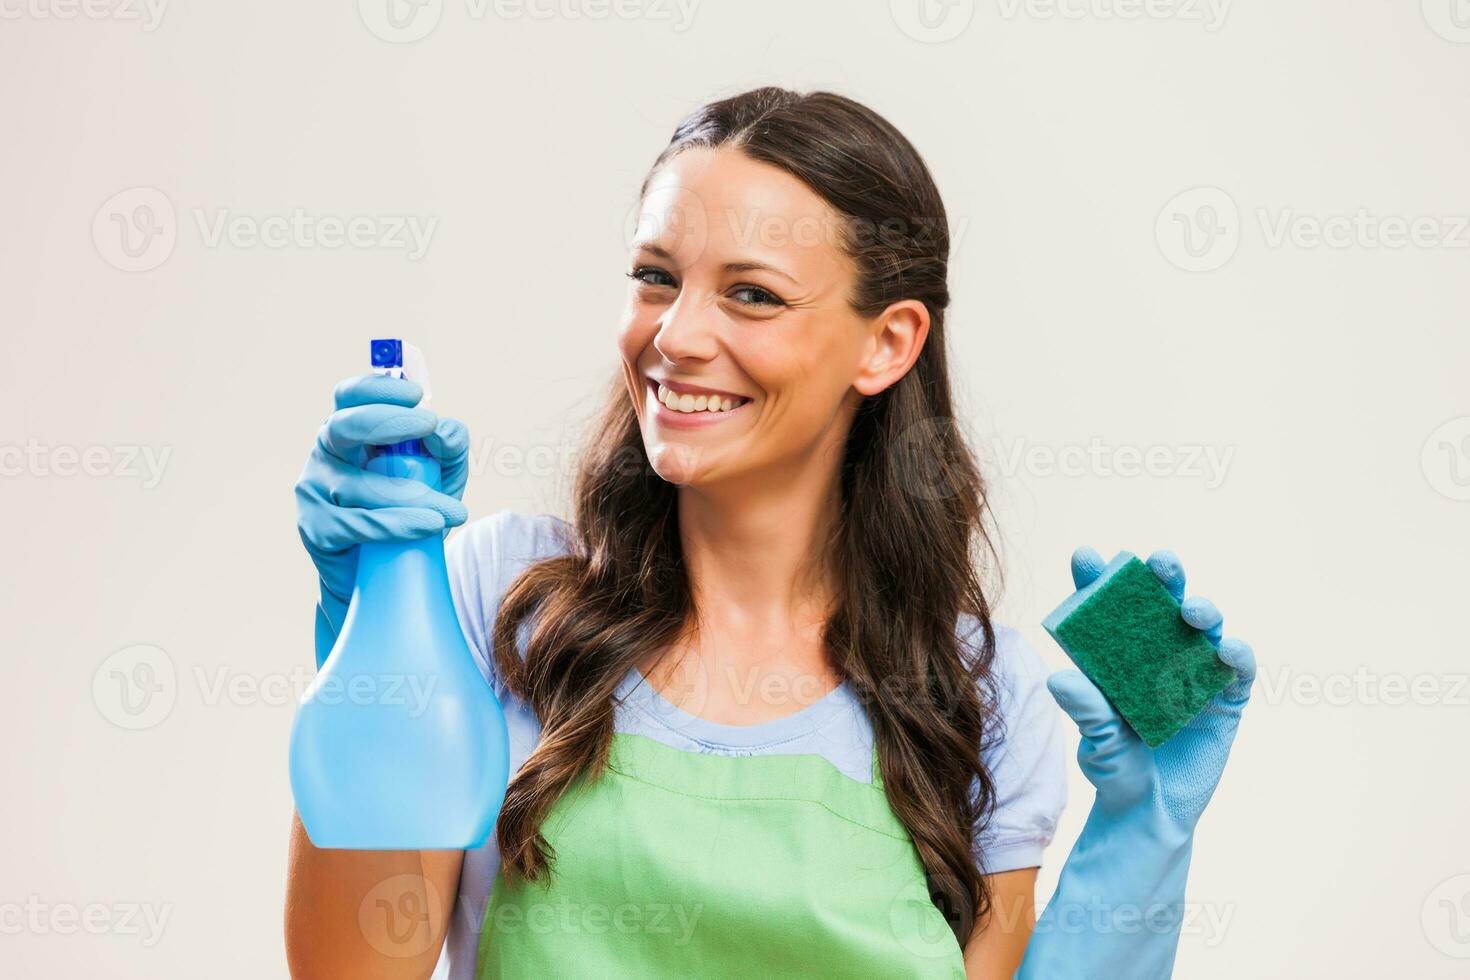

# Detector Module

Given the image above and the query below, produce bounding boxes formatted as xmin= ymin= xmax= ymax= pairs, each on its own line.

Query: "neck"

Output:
xmin=672 ymin=443 xmax=845 ymax=673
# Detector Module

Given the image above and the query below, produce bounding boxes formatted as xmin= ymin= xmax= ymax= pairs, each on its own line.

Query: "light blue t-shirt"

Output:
xmin=438 ymin=510 xmax=1067 ymax=978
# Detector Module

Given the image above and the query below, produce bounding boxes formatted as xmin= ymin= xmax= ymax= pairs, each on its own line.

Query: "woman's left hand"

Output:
xmin=1046 ymin=547 xmax=1257 ymax=834
xmin=1017 ymin=547 xmax=1257 ymax=980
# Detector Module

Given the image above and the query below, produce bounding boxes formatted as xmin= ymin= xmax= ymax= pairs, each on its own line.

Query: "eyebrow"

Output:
xmin=633 ymin=243 xmax=800 ymax=286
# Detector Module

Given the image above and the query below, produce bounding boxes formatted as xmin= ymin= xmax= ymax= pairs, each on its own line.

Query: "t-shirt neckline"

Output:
xmin=614 ymin=665 xmax=856 ymax=749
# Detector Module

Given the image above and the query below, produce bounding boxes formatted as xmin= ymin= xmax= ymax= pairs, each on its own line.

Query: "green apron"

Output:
xmin=475 ymin=731 xmax=966 ymax=978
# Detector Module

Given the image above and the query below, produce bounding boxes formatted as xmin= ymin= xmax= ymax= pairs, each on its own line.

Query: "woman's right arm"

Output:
xmin=285 ymin=372 xmax=474 ymax=978
xmin=285 ymin=813 xmax=463 ymax=978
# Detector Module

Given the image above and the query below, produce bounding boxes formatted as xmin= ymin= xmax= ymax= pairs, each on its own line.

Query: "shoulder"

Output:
xmin=444 ymin=510 xmax=576 ymax=686
xmin=446 ymin=509 xmax=576 ymax=602
xmin=449 ymin=509 xmax=576 ymax=571
xmin=960 ymin=616 xmax=1058 ymax=756
xmin=956 ymin=615 xmax=1051 ymax=698
xmin=958 ymin=615 xmax=1069 ymax=873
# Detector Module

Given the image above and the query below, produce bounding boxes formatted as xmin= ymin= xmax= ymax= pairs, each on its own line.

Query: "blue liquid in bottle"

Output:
xmin=289 ymin=340 xmax=509 ymax=849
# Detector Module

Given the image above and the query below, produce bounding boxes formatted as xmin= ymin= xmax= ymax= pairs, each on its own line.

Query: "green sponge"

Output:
xmin=1042 ymin=552 xmax=1234 ymax=748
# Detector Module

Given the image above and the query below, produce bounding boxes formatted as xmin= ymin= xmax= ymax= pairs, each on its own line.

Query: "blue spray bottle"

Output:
xmin=289 ymin=339 xmax=510 ymax=849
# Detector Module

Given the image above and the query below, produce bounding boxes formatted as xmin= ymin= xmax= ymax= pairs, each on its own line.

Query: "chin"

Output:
xmin=645 ymin=439 xmax=710 ymax=487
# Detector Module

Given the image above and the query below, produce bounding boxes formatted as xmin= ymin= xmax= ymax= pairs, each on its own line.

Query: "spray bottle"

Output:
xmin=289 ymin=339 xmax=510 ymax=849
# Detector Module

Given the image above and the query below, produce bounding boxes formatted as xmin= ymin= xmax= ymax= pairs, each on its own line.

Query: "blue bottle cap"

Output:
xmin=370 ymin=338 xmax=403 ymax=369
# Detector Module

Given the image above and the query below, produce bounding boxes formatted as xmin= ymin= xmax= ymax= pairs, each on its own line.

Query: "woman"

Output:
xmin=287 ymin=88 xmax=1253 ymax=979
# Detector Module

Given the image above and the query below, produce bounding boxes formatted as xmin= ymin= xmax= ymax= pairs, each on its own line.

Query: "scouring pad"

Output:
xmin=1042 ymin=552 xmax=1235 ymax=748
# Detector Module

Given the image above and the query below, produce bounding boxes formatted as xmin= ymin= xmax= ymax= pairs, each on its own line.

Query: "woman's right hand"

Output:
xmin=294 ymin=373 xmax=471 ymax=666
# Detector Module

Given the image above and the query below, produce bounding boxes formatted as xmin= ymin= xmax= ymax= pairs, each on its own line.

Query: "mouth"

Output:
xmin=645 ymin=377 xmax=753 ymax=428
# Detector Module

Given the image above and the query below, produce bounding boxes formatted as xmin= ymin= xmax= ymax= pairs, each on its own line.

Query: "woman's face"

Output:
xmin=617 ymin=146 xmax=922 ymax=490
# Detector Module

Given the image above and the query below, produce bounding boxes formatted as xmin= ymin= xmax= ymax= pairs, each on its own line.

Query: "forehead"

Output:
xmin=634 ymin=146 xmax=850 ymax=277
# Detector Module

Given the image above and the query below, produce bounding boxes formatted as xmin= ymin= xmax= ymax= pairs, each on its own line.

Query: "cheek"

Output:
xmin=746 ymin=326 xmax=854 ymax=405
xmin=616 ymin=303 xmax=657 ymax=365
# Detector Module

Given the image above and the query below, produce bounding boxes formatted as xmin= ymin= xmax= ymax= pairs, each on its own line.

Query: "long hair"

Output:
xmin=491 ymin=87 xmax=1002 ymax=943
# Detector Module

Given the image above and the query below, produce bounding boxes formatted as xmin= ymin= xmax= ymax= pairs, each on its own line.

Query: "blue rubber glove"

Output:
xmin=294 ymin=373 xmax=470 ymax=668
xmin=1017 ymin=547 xmax=1256 ymax=980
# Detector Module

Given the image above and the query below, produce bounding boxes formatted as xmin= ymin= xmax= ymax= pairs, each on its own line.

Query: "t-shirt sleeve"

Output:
xmin=444 ymin=509 xmax=574 ymax=701
xmin=970 ymin=623 xmax=1068 ymax=875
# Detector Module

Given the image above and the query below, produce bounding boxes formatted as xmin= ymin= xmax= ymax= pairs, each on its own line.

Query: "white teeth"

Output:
xmin=655 ymin=383 xmax=743 ymax=415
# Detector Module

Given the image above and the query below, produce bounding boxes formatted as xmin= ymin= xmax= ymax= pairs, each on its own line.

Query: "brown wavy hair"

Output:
xmin=491 ymin=87 xmax=1002 ymax=943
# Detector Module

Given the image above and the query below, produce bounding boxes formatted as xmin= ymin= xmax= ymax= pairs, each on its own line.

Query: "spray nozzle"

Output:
xmin=369 ymin=338 xmax=433 ymax=410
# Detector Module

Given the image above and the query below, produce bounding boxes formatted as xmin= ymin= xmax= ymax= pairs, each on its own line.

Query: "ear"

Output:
xmin=852 ymin=300 xmax=930 ymax=397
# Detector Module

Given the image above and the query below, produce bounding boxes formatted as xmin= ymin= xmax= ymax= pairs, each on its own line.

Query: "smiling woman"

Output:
xmin=286 ymin=87 xmax=1070 ymax=980
xmin=281 ymin=83 xmax=1262 ymax=980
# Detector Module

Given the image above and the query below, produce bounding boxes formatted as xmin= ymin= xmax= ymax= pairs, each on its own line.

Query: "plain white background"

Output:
xmin=3 ymin=1 xmax=1467 ymax=976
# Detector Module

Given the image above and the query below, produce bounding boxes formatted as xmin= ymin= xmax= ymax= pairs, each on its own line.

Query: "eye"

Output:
xmin=627 ymin=266 xmax=677 ymax=289
xmin=729 ymin=284 xmax=785 ymax=307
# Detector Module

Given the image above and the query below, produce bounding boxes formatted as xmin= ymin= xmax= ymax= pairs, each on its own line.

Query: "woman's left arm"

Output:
xmin=1015 ymin=548 xmax=1256 ymax=980
xmin=963 ymin=868 xmax=1038 ymax=978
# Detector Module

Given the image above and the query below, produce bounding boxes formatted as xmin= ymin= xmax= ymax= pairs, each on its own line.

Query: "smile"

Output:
xmin=646 ymin=378 xmax=752 ymax=427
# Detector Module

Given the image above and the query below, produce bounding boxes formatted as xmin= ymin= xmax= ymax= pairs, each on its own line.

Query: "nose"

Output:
xmin=652 ymin=291 xmax=719 ymax=364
